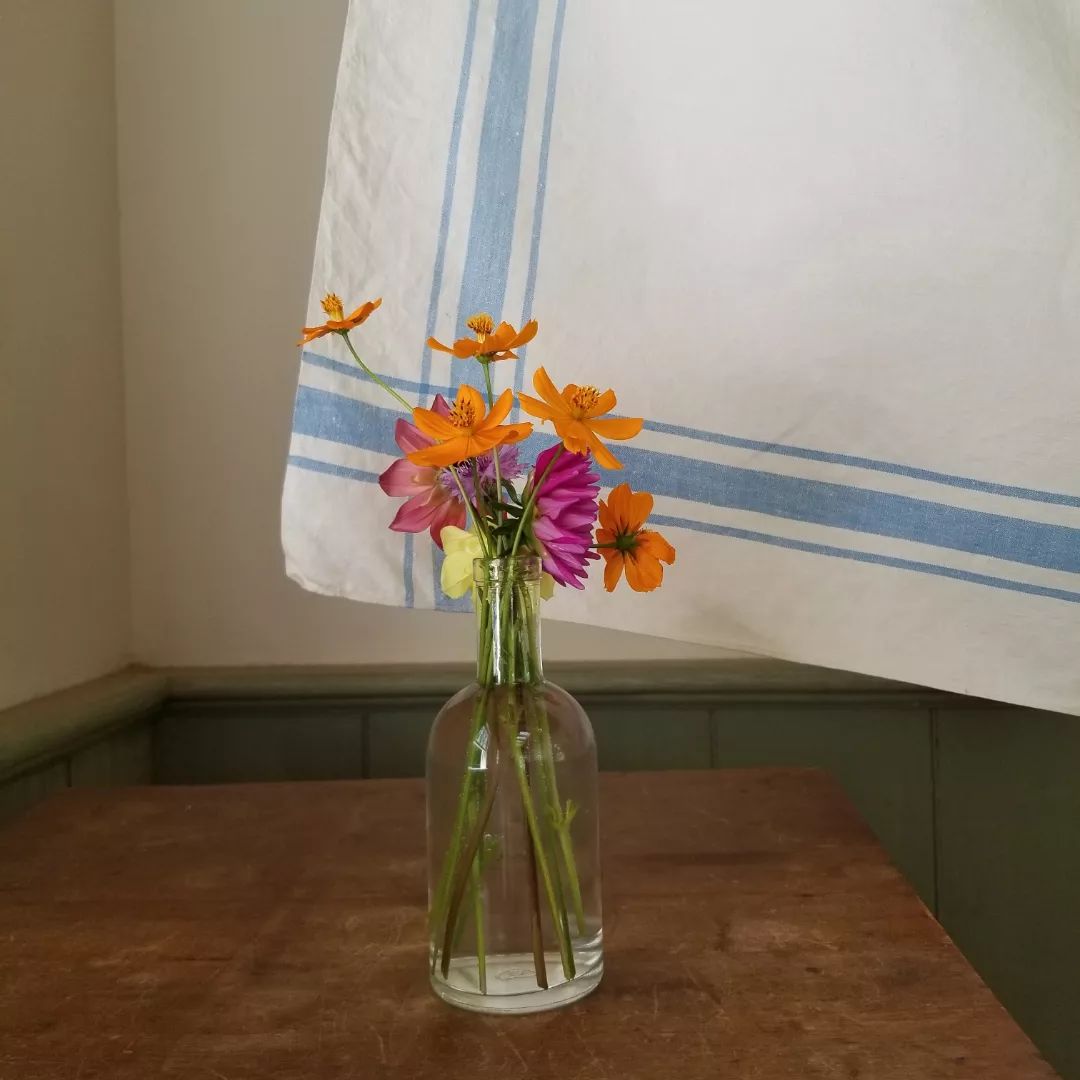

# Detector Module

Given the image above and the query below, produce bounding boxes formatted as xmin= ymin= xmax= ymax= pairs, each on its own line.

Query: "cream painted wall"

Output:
xmin=113 ymin=1 xmax=737 ymax=667
xmin=0 ymin=0 xmax=131 ymax=710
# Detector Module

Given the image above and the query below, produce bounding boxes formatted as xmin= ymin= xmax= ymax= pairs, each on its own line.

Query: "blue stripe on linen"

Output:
xmin=642 ymin=418 xmax=1080 ymax=509
xmin=410 ymin=0 xmax=481 ymax=609
xmin=418 ymin=0 xmax=481 ymax=405
xmin=305 ymin=351 xmax=1079 ymax=512
xmin=287 ymin=455 xmax=380 ymax=485
xmin=292 ymin=385 xmax=1080 ymax=577
xmin=613 ymin=444 xmax=1080 ymax=575
xmin=651 ymin=514 xmax=1080 ymax=606
xmin=437 ymin=0 xmax=540 ymax=611
xmin=453 ymin=0 xmax=540 ymax=391
xmin=514 ymin=0 xmax=568 ymax=411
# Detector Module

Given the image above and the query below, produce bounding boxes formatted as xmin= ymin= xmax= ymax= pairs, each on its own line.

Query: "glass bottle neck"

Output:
xmin=474 ymin=558 xmax=544 ymax=687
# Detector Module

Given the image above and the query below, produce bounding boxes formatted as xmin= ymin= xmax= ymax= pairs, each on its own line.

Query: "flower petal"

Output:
xmin=393 ymin=417 xmax=432 ymax=455
xmin=427 ymin=336 xmax=454 ymax=355
xmin=345 ymin=298 xmax=381 ymax=323
xmin=518 ymin=392 xmax=559 ymax=421
xmin=626 ymin=489 xmax=655 ymax=527
xmin=379 ymin=456 xmax=431 ymax=496
xmin=554 ymin=419 xmax=592 ymax=457
xmin=584 ymin=429 xmax=624 ymax=470
xmin=456 ymin=384 xmax=487 ymax=425
xmin=601 ymin=551 xmax=624 ymax=591
xmin=587 ymin=415 xmax=644 ymax=441
xmin=483 ymin=387 xmax=514 ymax=428
xmin=636 ymin=529 xmax=676 ymax=564
xmin=413 ymin=407 xmax=458 ymax=441
xmin=584 ymin=389 xmax=617 ymax=418
xmin=389 ymin=495 xmax=441 ymax=533
xmin=532 ymin=367 xmax=567 ymax=413
xmin=451 ymin=338 xmax=483 ymax=358
xmin=428 ymin=501 xmax=468 ymax=548
xmin=298 ymin=325 xmax=332 ymax=345
xmin=408 ymin=439 xmax=469 ymax=468
xmin=509 ymin=319 xmax=538 ymax=349
xmin=490 ymin=421 xmax=533 ymax=445
xmin=624 ymin=549 xmax=664 ymax=592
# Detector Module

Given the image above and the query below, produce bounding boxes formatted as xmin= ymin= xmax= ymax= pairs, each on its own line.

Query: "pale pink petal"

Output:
xmin=379 ymin=457 xmax=435 ymax=497
xmin=394 ymin=417 xmax=433 ymax=455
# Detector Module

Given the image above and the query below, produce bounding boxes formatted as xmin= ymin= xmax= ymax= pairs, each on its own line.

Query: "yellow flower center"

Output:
xmin=570 ymin=385 xmax=600 ymax=415
xmin=449 ymin=399 xmax=478 ymax=430
xmin=466 ymin=312 xmax=494 ymax=342
xmin=321 ymin=293 xmax=345 ymax=321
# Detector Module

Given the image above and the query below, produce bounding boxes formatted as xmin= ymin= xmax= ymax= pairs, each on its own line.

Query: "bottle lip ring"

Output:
xmin=472 ymin=554 xmax=542 ymax=584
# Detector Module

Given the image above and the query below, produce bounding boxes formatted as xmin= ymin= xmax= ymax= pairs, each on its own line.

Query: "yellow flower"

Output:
xmin=539 ymin=572 xmax=556 ymax=601
xmin=439 ymin=526 xmax=485 ymax=599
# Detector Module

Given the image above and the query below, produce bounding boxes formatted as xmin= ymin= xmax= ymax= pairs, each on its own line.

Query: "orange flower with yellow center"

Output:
xmin=518 ymin=367 xmax=643 ymax=470
xmin=299 ymin=293 xmax=382 ymax=345
xmin=595 ymin=484 xmax=676 ymax=592
xmin=427 ymin=313 xmax=539 ymax=361
xmin=406 ymin=385 xmax=533 ymax=468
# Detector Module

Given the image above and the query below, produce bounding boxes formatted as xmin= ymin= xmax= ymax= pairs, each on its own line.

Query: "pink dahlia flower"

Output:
xmin=379 ymin=395 xmax=467 ymax=547
xmin=528 ymin=443 xmax=600 ymax=589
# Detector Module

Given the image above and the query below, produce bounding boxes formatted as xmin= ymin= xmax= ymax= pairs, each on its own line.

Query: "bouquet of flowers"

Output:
xmin=300 ymin=295 xmax=676 ymax=1009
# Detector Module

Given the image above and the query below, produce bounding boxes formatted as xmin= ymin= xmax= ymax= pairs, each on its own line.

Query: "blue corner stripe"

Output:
xmin=418 ymin=0 xmax=480 ymax=404
xmin=286 ymin=454 xmax=380 ymax=485
xmin=514 ymin=0 xmax=568 ymax=411
xmin=305 ymin=349 xmax=1079 ymax=511
xmin=291 ymin=384 xmax=1080 ymax=577
xmin=642 ymin=418 xmax=1080 ymax=510
xmin=412 ymin=0 xmax=481 ymax=609
xmin=651 ymin=514 xmax=1080 ymax=605
xmin=451 ymin=0 xmax=540 ymax=397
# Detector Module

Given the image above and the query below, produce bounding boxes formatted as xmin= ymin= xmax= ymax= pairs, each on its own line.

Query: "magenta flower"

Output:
xmin=528 ymin=443 xmax=600 ymax=589
xmin=379 ymin=394 xmax=467 ymax=548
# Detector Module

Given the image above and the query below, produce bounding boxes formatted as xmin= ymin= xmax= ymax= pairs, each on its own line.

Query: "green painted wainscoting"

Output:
xmin=1 ymin=662 xmax=1078 ymax=1077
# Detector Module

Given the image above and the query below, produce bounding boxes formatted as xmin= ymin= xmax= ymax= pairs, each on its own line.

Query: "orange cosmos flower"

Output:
xmin=406 ymin=385 xmax=533 ymax=468
xmin=299 ymin=293 xmax=382 ymax=345
xmin=595 ymin=484 xmax=676 ymax=592
xmin=427 ymin=313 xmax=538 ymax=361
xmin=518 ymin=367 xmax=643 ymax=470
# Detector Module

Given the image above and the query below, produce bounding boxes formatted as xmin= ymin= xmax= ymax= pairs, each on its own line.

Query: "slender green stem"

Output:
xmin=439 ymin=716 xmax=500 ymax=980
xmin=518 ymin=585 xmax=586 ymax=934
xmin=503 ymin=707 xmax=576 ymax=980
xmin=468 ymin=791 xmax=487 ymax=994
xmin=446 ymin=466 xmax=492 ymax=554
xmin=429 ymin=615 xmax=492 ymax=971
xmin=481 ymin=363 xmax=506 ymax=537
xmin=339 ymin=331 xmax=412 ymax=411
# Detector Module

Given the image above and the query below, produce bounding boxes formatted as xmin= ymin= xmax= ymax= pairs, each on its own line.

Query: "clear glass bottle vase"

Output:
xmin=426 ymin=555 xmax=603 ymax=1013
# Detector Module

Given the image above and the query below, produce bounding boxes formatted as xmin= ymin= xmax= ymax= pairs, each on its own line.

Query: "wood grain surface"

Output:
xmin=0 ymin=770 xmax=1057 ymax=1079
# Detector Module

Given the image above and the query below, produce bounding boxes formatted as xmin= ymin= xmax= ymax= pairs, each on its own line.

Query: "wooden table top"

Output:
xmin=0 ymin=770 xmax=1056 ymax=1079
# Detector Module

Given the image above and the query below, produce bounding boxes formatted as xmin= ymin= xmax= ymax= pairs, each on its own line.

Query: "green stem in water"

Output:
xmin=428 ymin=614 xmax=493 ymax=971
xmin=503 ymin=706 xmax=576 ymax=981
xmin=468 ymin=791 xmax=488 ymax=994
xmin=339 ymin=331 xmax=412 ymax=411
